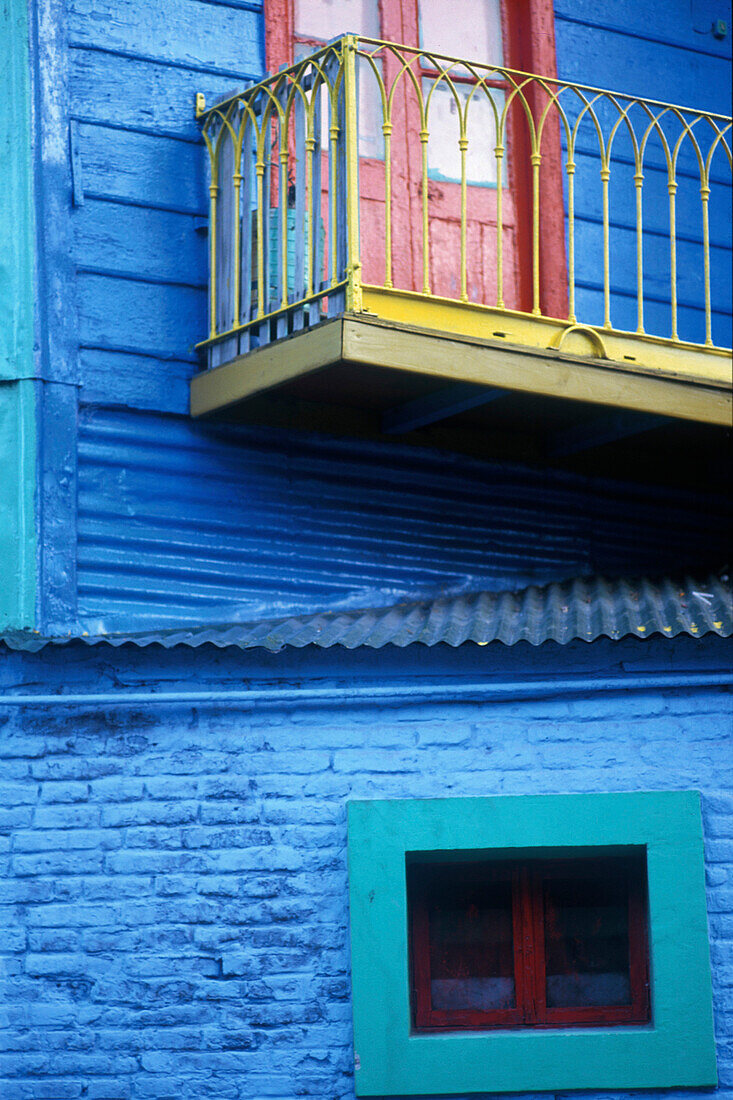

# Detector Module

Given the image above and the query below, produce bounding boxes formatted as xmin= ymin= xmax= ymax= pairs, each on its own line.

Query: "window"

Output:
xmin=408 ymin=853 xmax=649 ymax=1031
xmin=347 ymin=791 xmax=716 ymax=1096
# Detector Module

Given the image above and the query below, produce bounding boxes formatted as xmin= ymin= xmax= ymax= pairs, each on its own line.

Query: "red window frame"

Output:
xmin=264 ymin=0 xmax=568 ymax=318
xmin=408 ymin=854 xmax=650 ymax=1032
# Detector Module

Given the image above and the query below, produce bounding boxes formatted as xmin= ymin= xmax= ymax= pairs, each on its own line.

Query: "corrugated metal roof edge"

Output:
xmin=3 ymin=573 xmax=731 ymax=655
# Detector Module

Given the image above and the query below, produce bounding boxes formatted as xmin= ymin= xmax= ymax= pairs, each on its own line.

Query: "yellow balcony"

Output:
xmin=191 ymin=37 xmax=731 ymax=478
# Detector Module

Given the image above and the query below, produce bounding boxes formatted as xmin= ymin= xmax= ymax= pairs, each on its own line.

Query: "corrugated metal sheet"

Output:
xmin=76 ymin=407 xmax=730 ymax=634
xmin=8 ymin=573 xmax=730 ymax=653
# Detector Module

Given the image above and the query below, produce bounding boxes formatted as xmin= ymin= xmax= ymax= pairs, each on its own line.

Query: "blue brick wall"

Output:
xmin=1 ymin=634 xmax=731 ymax=1098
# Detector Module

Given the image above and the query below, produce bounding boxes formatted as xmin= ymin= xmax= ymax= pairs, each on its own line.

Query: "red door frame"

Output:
xmin=502 ymin=0 xmax=568 ymax=318
xmin=264 ymin=0 xmax=568 ymax=319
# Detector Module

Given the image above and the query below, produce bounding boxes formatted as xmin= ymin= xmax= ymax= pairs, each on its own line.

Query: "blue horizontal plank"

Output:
xmin=69 ymin=0 xmax=263 ymax=76
xmin=569 ymin=150 xmax=732 ymax=251
xmin=77 ymin=122 xmax=208 ymax=215
xmin=572 ymin=218 xmax=732 ymax=313
xmin=554 ymin=0 xmax=732 ymax=60
xmin=573 ymin=285 xmax=732 ymax=347
xmin=69 ymin=39 xmax=263 ymax=81
xmin=79 ymin=349 xmax=193 ymax=414
xmin=73 ymin=198 xmax=207 ymax=287
xmin=555 ymin=22 xmax=731 ymax=112
xmin=71 ymin=50 xmax=251 ymax=140
xmin=77 ymin=272 xmax=205 ymax=360
xmin=196 ymin=0 xmax=262 ymax=9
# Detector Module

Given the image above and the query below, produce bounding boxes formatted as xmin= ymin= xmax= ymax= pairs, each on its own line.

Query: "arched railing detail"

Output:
xmin=195 ymin=36 xmax=732 ymax=366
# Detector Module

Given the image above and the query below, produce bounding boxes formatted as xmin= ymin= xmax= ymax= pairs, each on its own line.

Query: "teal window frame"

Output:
xmin=347 ymin=790 xmax=717 ymax=1096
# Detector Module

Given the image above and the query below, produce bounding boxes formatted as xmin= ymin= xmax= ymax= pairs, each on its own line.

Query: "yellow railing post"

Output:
xmin=208 ymin=178 xmax=219 ymax=341
xmin=305 ymin=129 xmax=316 ymax=299
xmin=668 ymin=177 xmax=678 ymax=341
xmin=255 ymin=156 xmax=266 ymax=318
xmin=232 ymin=169 xmax=242 ymax=328
xmin=459 ymin=135 xmax=469 ymax=302
xmin=495 ymin=141 xmax=505 ymax=309
xmin=600 ymin=162 xmax=612 ymax=329
xmin=566 ymin=155 xmax=577 ymax=323
xmin=634 ymin=168 xmax=645 ymax=334
xmin=383 ymin=119 xmax=393 ymax=288
xmin=530 ymin=150 xmax=542 ymax=316
xmin=420 ymin=126 xmax=431 ymax=295
xmin=342 ymin=35 xmax=363 ymax=313
xmin=700 ymin=178 xmax=712 ymax=346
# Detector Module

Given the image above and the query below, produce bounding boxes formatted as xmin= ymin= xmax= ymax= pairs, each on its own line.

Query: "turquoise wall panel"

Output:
xmin=0 ymin=0 xmax=37 ymax=630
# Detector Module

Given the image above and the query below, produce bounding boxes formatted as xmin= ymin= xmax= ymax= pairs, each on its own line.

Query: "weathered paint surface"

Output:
xmin=554 ymin=0 xmax=733 ymax=348
xmin=29 ymin=0 xmax=265 ymax=634
xmin=0 ymin=633 xmax=731 ymax=1097
xmin=0 ymin=0 xmax=37 ymax=630
xmin=10 ymin=7 xmax=732 ymax=1100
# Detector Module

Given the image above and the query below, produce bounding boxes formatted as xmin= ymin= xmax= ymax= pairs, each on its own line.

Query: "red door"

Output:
xmin=265 ymin=0 xmax=566 ymax=319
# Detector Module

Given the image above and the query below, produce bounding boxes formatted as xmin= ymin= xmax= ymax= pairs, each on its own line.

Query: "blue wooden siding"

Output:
xmin=69 ymin=0 xmax=264 ymax=373
xmin=554 ymin=0 xmax=732 ymax=347
xmin=56 ymin=0 xmax=263 ymax=634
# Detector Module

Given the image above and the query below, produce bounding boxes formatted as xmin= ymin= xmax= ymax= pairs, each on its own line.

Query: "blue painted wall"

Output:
xmin=0 ymin=633 xmax=731 ymax=1097
xmin=31 ymin=0 xmax=267 ymax=634
xmin=68 ymin=0 xmax=263 ymax=382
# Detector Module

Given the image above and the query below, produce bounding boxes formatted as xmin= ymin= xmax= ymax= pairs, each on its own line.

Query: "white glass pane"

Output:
xmin=431 ymin=976 xmax=514 ymax=1011
xmin=424 ymin=79 xmax=504 ymax=185
xmin=356 ymin=55 xmax=385 ymax=158
xmin=295 ymin=0 xmax=380 ymax=40
xmin=294 ymin=45 xmax=383 ymax=159
xmin=419 ymin=0 xmax=503 ymax=66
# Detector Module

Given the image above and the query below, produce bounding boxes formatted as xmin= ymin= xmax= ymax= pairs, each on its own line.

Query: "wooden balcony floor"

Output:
xmin=190 ymin=301 xmax=732 ymax=492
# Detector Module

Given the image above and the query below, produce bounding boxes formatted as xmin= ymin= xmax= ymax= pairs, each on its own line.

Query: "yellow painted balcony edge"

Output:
xmin=360 ymin=287 xmax=733 ymax=387
xmin=191 ymin=313 xmax=731 ymax=426
xmin=190 ymin=320 xmax=344 ymax=417
xmin=343 ymin=313 xmax=731 ymax=426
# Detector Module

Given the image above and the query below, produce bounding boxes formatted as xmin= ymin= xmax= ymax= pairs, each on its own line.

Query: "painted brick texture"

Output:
xmin=0 ymin=636 xmax=731 ymax=1099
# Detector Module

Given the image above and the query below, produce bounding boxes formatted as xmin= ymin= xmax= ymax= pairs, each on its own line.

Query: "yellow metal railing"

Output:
xmin=196 ymin=36 xmax=732 ymax=368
